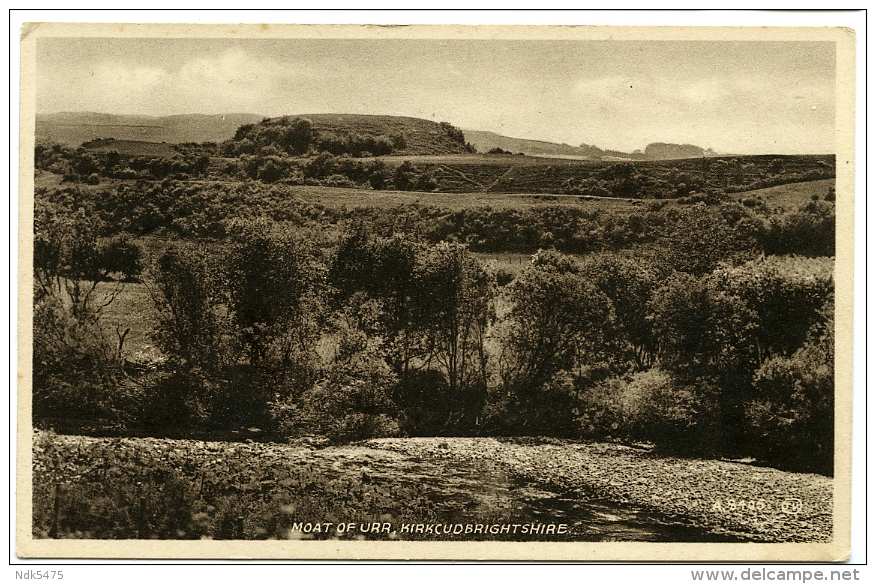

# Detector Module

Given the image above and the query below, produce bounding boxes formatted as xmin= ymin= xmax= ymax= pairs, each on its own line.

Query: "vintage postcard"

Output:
xmin=16 ymin=22 xmax=855 ymax=561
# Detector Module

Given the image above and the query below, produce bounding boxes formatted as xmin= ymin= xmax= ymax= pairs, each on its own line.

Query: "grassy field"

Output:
xmin=378 ymin=153 xmax=597 ymax=167
xmin=33 ymin=170 xmax=63 ymax=190
xmin=96 ymin=281 xmax=163 ymax=363
xmin=82 ymin=139 xmax=181 ymax=158
xmin=729 ymin=178 xmax=835 ymax=210
xmin=473 ymin=252 xmax=534 ymax=278
xmin=283 ymin=183 xmax=644 ymax=212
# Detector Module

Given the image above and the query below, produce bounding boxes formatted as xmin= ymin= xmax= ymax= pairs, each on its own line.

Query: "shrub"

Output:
xmin=761 ymin=200 xmax=835 ymax=257
xmin=634 ymin=379 xmax=725 ymax=453
xmin=32 ymin=293 xmax=125 ymax=425
xmin=148 ymin=223 xmax=327 ymax=432
xmin=500 ymin=250 xmax=612 ymax=396
xmin=141 ymin=369 xmax=213 ymax=429
xmin=581 ymin=254 xmax=662 ymax=370
xmin=32 ymin=204 xmax=142 ymax=428
xmin=494 ymin=268 xmax=515 ymax=288
xmin=576 ymin=373 xmax=641 ymax=440
xmin=747 ymin=300 xmax=834 ymax=474
xmin=412 ymin=243 xmax=496 ymax=430
xmin=283 ymin=354 xmax=399 ymax=443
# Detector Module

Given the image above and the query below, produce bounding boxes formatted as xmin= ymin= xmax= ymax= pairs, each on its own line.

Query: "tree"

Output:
xmin=748 ymin=298 xmax=834 ymax=474
xmin=762 ymin=200 xmax=836 ymax=257
xmin=500 ymin=251 xmax=612 ymax=416
xmin=648 ymin=257 xmax=834 ymax=456
xmin=393 ymin=161 xmax=418 ymax=191
xmin=149 ymin=222 xmax=326 ymax=429
xmin=439 ymin=121 xmax=466 ymax=145
xmin=366 ymin=160 xmax=388 ymax=190
xmin=149 ymin=244 xmax=226 ymax=376
xmin=413 ymin=242 xmax=496 ymax=430
xmin=331 ymin=230 xmax=426 ymax=375
xmin=711 ymin=256 xmax=834 ymax=365
xmin=659 ymin=204 xmax=758 ymax=276
xmin=223 ymin=219 xmax=324 ymax=370
xmin=147 ymin=244 xmax=227 ymax=426
xmin=278 ymin=117 xmax=313 ymax=155
xmin=32 ymin=204 xmax=140 ymax=424
xmin=649 ymin=271 xmax=759 ymax=384
xmin=34 ymin=202 xmax=142 ymax=321
xmin=330 ymin=231 xmax=496 ymax=434
xmin=581 ymin=254 xmax=661 ymax=370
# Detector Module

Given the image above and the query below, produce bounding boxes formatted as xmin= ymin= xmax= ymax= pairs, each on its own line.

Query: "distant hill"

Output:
xmin=464 ymin=130 xmax=604 ymax=159
xmin=36 ymin=112 xmax=266 ymax=146
xmin=644 ymin=142 xmax=706 ymax=160
xmin=37 ymin=112 xmax=475 ymax=156
xmin=463 ymin=131 xmax=714 ymax=161
xmin=36 ymin=111 xmax=718 ymax=160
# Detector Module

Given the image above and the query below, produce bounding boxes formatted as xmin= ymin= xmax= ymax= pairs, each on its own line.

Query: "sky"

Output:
xmin=35 ymin=37 xmax=836 ymax=154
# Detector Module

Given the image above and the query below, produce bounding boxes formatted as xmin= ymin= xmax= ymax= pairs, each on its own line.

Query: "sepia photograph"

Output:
xmin=16 ymin=20 xmax=856 ymax=562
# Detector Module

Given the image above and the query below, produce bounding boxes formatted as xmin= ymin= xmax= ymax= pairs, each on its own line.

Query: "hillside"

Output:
xmin=464 ymin=130 xmax=718 ymax=162
xmin=36 ymin=112 xmax=474 ymax=155
xmin=463 ymin=130 xmax=604 ymax=159
xmin=302 ymin=114 xmax=472 ymax=155
xmin=376 ymin=154 xmax=835 ymax=196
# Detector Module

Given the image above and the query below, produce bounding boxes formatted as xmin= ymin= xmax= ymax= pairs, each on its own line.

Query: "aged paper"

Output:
xmin=17 ymin=22 xmax=855 ymax=562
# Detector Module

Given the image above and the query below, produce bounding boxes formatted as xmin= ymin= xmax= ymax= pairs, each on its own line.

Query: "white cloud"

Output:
xmin=39 ymin=48 xmax=320 ymax=116
xmin=92 ymin=64 xmax=168 ymax=90
xmin=676 ymin=78 xmax=728 ymax=106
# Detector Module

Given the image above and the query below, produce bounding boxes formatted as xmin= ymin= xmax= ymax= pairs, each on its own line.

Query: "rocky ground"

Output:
xmin=32 ymin=432 xmax=833 ymax=542
xmin=369 ymin=437 xmax=834 ymax=543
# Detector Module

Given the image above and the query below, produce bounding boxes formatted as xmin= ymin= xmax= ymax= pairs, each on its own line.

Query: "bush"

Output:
xmin=576 ymin=373 xmax=640 ymax=440
xmin=141 ymin=369 xmax=213 ymax=429
xmin=493 ymin=268 xmax=515 ymax=287
xmin=283 ymin=355 xmax=399 ymax=443
xmin=102 ymin=235 xmax=143 ymax=281
xmin=149 ymin=224 xmax=327 ymax=432
xmin=573 ymin=368 xmax=722 ymax=451
xmin=761 ymin=200 xmax=835 ymax=257
xmin=649 ymin=263 xmax=826 ymax=455
xmin=32 ymin=202 xmax=146 ymax=429
xmin=621 ymin=372 xmax=723 ymax=452
xmin=412 ymin=243 xmax=495 ymax=430
xmin=394 ymin=369 xmax=452 ymax=436
xmin=500 ymin=250 xmax=612 ymax=395
xmin=747 ymin=301 xmax=834 ymax=474
xmin=32 ymin=293 xmax=126 ymax=425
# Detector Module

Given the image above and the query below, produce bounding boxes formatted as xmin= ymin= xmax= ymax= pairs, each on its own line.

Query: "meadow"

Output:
xmin=728 ymin=178 xmax=835 ymax=210
xmin=274 ymin=184 xmax=644 ymax=211
xmin=80 ymin=139 xmax=180 ymax=158
xmin=94 ymin=280 xmax=163 ymax=363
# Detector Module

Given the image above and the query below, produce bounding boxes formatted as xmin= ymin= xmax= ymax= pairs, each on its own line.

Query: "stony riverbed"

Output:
xmin=32 ymin=432 xmax=832 ymax=542
xmin=368 ymin=437 xmax=833 ymax=542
